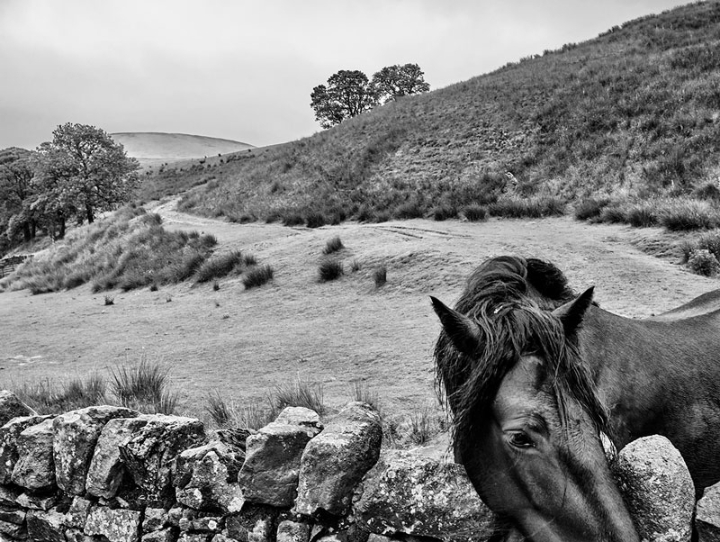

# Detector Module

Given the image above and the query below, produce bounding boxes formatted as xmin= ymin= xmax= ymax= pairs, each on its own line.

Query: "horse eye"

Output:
xmin=509 ymin=431 xmax=535 ymax=449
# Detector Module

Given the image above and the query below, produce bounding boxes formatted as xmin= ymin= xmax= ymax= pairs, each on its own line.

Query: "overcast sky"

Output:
xmin=0 ymin=0 xmax=690 ymax=150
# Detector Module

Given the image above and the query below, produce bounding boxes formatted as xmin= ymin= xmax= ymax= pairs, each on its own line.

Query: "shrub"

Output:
xmin=688 ymin=249 xmax=720 ymax=276
xmin=660 ymin=201 xmax=719 ymax=231
xmin=269 ymin=377 xmax=325 ymax=416
xmin=13 ymin=374 xmax=107 ymax=414
xmin=283 ymin=213 xmax=305 ymax=227
xmin=318 ymin=259 xmax=344 ymax=282
xmin=394 ymin=200 xmax=424 ymax=219
xmin=432 ymin=205 xmax=457 ymax=221
xmin=694 ymin=182 xmax=720 ymax=202
xmin=323 ymin=236 xmax=344 ymax=255
xmin=574 ymin=198 xmax=611 ymax=221
xmin=463 ymin=205 xmax=488 ymax=222
xmin=110 ymin=356 xmax=178 ymax=414
xmin=626 ymin=204 xmax=659 ymax=228
xmin=243 ymin=265 xmax=274 ymax=289
xmin=374 ymin=265 xmax=387 ymax=287
xmin=697 ymin=232 xmax=720 ymax=260
xmin=196 ymin=251 xmax=243 ymax=283
xmin=306 ymin=212 xmax=327 ymax=228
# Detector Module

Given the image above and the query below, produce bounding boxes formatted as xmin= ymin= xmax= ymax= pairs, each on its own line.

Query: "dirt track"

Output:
xmin=1 ymin=202 xmax=716 ymax=420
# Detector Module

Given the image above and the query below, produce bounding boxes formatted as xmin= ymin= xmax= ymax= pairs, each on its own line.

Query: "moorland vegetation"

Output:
xmin=136 ymin=1 xmax=720 ymax=234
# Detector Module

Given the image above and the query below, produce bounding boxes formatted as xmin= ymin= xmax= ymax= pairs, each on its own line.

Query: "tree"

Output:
xmin=310 ymin=70 xmax=379 ymax=129
xmin=0 ymin=148 xmax=36 ymax=242
xmin=34 ymin=123 xmax=140 ymax=226
xmin=371 ymin=63 xmax=430 ymax=104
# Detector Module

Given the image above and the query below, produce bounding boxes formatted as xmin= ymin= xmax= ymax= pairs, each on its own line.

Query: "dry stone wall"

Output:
xmin=0 ymin=391 xmax=717 ymax=542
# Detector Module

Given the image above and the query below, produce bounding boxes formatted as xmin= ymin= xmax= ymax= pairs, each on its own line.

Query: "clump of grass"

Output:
xmin=13 ymin=374 xmax=107 ymax=414
xmin=206 ymin=390 xmax=234 ymax=427
xmin=432 ymin=205 xmax=457 ymax=221
xmin=406 ymin=407 xmax=438 ymax=446
xmin=243 ymin=253 xmax=257 ymax=266
xmin=697 ymin=232 xmax=720 ymax=260
xmin=323 ymin=236 xmax=344 ymax=255
xmin=306 ymin=212 xmax=328 ymax=228
xmin=110 ymin=356 xmax=178 ymax=414
xmin=574 ymin=198 xmax=611 ymax=221
xmin=463 ymin=204 xmax=488 ymax=222
xmin=688 ymin=248 xmax=720 ymax=276
xmin=660 ymin=200 xmax=720 ymax=231
xmin=318 ymin=259 xmax=344 ymax=282
xmin=374 ymin=265 xmax=387 ymax=287
xmin=104 ymin=295 xmax=114 ymax=306
xmin=626 ymin=203 xmax=659 ymax=228
xmin=350 ymin=259 xmax=362 ymax=272
xmin=269 ymin=377 xmax=325 ymax=416
xmin=348 ymin=381 xmax=381 ymax=413
xmin=195 ymin=251 xmax=243 ymax=283
xmin=243 ymin=265 xmax=274 ymax=289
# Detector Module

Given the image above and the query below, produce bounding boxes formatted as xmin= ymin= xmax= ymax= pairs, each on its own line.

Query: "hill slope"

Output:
xmin=146 ymin=1 xmax=720 ymax=223
xmin=112 ymin=132 xmax=254 ymax=168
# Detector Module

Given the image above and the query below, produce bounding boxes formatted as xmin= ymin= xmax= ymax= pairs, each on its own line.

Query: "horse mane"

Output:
xmin=434 ymin=255 xmax=608 ymax=452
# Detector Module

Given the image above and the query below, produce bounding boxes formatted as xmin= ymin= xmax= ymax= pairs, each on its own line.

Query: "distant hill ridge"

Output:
xmin=146 ymin=1 xmax=720 ymax=224
xmin=111 ymin=132 xmax=254 ymax=168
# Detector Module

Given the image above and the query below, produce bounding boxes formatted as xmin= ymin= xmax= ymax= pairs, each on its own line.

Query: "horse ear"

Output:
xmin=552 ymin=287 xmax=594 ymax=336
xmin=431 ymin=296 xmax=483 ymax=357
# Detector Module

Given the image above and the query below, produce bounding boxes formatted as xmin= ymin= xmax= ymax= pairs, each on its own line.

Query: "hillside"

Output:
xmin=142 ymin=1 xmax=720 ymax=224
xmin=112 ymin=132 xmax=254 ymax=169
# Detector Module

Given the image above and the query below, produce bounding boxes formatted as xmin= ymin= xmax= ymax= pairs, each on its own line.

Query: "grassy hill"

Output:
xmin=112 ymin=132 xmax=254 ymax=169
xmin=145 ymin=1 xmax=720 ymax=225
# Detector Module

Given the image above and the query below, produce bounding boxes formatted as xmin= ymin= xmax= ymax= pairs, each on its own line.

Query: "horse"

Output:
xmin=431 ymin=255 xmax=720 ymax=542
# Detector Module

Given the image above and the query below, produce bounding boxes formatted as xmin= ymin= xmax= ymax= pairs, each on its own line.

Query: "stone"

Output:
xmin=142 ymin=528 xmax=176 ymax=542
xmin=26 ymin=508 xmax=66 ymax=542
xmin=143 ymin=507 xmax=169 ymax=532
xmin=211 ymin=535 xmax=236 ymax=542
xmin=0 ymin=390 xmax=36 ymax=426
xmin=0 ymin=506 xmax=24 ymax=526
xmin=167 ymin=505 xmax=196 ymax=528
xmin=613 ymin=435 xmax=694 ymax=542
xmin=225 ymin=505 xmax=279 ymax=542
xmin=11 ymin=417 xmax=56 ymax=489
xmin=66 ymin=496 xmax=93 ymax=529
xmin=86 ymin=416 xmax=150 ymax=498
xmin=119 ymin=414 xmax=206 ymax=506
xmin=84 ymin=506 xmax=142 ymax=542
xmin=0 ymin=517 xmax=25 ymax=538
xmin=174 ymin=441 xmax=244 ymax=513
xmin=696 ymin=482 xmax=720 ymax=542
xmin=277 ymin=520 xmax=311 ymax=542
xmin=0 ymin=486 xmax=20 ymax=507
xmin=178 ymin=534 xmax=212 ymax=542
xmin=238 ymin=417 xmax=321 ymax=507
xmin=0 ymin=414 xmax=52 ymax=484
xmin=192 ymin=516 xmax=223 ymax=532
xmin=355 ymin=449 xmax=494 ymax=541
xmin=366 ymin=535 xmax=392 ymax=542
xmin=16 ymin=491 xmax=57 ymax=510
xmin=53 ymin=405 xmax=137 ymax=496
xmin=295 ymin=402 xmax=382 ymax=516
xmin=274 ymin=407 xmax=323 ymax=430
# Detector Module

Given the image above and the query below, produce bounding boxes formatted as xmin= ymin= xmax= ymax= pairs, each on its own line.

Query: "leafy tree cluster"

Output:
xmin=0 ymin=123 xmax=139 ymax=248
xmin=311 ymin=63 xmax=430 ymax=129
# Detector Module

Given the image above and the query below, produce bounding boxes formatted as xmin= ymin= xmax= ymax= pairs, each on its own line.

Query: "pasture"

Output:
xmin=1 ymin=203 xmax=716 ymax=425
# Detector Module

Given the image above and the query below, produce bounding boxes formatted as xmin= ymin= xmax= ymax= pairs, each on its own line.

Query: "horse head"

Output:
xmin=432 ymin=257 xmax=639 ymax=541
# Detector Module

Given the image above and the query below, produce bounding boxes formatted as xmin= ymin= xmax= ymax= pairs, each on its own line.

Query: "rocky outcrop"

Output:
xmin=355 ymin=449 xmax=495 ymax=541
xmin=295 ymin=402 xmax=382 ymax=516
xmin=613 ymin=435 xmax=695 ymax=542
xmin=238 ymin=407 xmax=323 ymax=508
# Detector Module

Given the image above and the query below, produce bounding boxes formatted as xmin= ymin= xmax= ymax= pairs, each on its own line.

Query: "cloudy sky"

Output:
xmin=0 ymin=0 xmax=689 ymax=150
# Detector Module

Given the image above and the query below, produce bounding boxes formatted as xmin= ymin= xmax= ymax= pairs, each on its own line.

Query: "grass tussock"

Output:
xmin=374 ymin=265 xmax=387 ymax=288
xmin=195 ymin=251 xmax=244 ymax=283
xmin=318 ymin=259 xmax=344 ymax=282
xmin=348 ymin=380 xmax=381 ymax=413
xmin=323 ymin=236 xmax=344 ymax=255
xmin=269 ymin=377 xmax=325 ymax=416
xmin=13 ymin=374 xmax=107 ymax=414
xmin=110 ymin=356 xmax=178 ymax=414
xmin=243 ymin=265 xmax=274 ymax=289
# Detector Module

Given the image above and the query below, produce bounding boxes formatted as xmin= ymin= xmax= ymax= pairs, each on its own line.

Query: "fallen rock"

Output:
xmin=86 ymin=415 xmax=150 ymax=498
xmin=355 ymin=449 xmax=494 ymax=541
xmin=26 ymin=508 xmax=66 ymax=542
xmin=295 ymin=402 xmax=382 ymax=516
xmin=0 ymin=390 xmax=36 ymax=426
xmin=238 ymin=409 xmax=322 ymax=507
xmin=277 ymin=520 xmax=311 ymax=542
xmin=84 ymin=506 xmax=142 ymax=542
xmin=11 ymin=417 xmax=56 ymax=489
xmin=119 ymin=414 xmax=206 ymax=506
xmin=696 ymin=482 xmax=720 ymax=542
xmin=613 ymin=435 xmax=694 ymax=542
xmin=0 ymin=414 xmax=52 ymax=484
xmin=53 ymin=405 xmax=137 ymax=496
xmin=174 ymin=440 xmax=244 ymax=513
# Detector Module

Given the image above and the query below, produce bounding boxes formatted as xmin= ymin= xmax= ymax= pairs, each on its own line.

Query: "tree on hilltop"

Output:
xmin=310 ymin=65 xmax=430 ymax=129
xmin=0 ymin=148 xmax=36 ymax=242
xmin=310 ymin=70 xmax=380 ymax=129
xmin=371 ymin=63 xmax=430 ymax=104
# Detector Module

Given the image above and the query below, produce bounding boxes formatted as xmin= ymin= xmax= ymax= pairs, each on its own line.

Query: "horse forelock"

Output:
xmin=434 ymin=256 xmax=608 ymax=452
